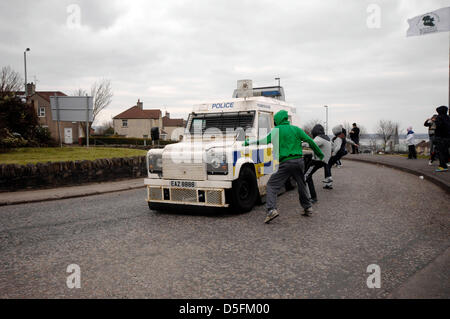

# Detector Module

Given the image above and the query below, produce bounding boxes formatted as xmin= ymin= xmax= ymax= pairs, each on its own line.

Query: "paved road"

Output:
xmin=0 ymin=161 xmax=449 ymax=298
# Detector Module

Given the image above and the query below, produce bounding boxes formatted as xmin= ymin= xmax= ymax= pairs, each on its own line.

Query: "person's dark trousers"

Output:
xmin=323 ymin=162 xmax=332 ymax=178
xmin=351 ymin=138 xmax=359 ymax=154
xmin=304 ymin=160 xmax=325 ymax=200
xmin=435 ymin=137 xmax=450 ymax=168
xmin=429 ymin=136 xmax=437 ymax=162
xmin=326 ymin=154 xmax=340 ymax=179
xmin=408 ymin=145 xmax=417 ymax=159
xmin=266 ymin=158 xmax=311 ymax=212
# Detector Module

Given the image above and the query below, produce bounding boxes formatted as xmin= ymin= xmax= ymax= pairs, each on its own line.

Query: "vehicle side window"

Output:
xmin=258 ymin=112 xmax=272 ymax=139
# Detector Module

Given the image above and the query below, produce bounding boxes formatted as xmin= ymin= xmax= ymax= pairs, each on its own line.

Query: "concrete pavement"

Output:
xmin=0 ymin=178 xmax=145 ymax=206
xmin=0 ymin=160 xmax=448 ymax=298
xmin=345 ymin=154 xmax=450 ymax=193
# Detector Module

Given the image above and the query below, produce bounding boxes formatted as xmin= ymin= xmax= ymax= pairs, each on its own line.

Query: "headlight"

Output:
xmin=206 ymin=150 xmax=228 ymax=175
xmin=148 ymin=153 xmax=162 ymax=173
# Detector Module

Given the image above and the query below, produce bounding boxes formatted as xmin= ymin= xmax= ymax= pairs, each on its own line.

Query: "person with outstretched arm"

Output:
xmin=303 ymin=124 xmax=332 ymax=203
xmin=243 ymin=110 xmax=324 ymax=223
xmin=424 ymin=115 xmax=437 ymax=165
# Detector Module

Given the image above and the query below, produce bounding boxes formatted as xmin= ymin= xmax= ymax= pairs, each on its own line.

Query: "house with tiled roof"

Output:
xmin=113 ymin=100 xmax=163 ymax=139
xmin=23 ymin=83 xmax=81 ymax=144
xmin=162 ymin=112 xmax=185 ymax=141
xmin=113 ymin=100 xmax=185 ymax=140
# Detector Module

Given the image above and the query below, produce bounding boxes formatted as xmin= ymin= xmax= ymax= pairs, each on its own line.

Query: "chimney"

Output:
xmin=165 ymin=111 xmax=170 ymax=118
xmin=136 ymin=99 xmax=143 ymax=110
xmin=26 ymin=82 xmax=35 ymax=96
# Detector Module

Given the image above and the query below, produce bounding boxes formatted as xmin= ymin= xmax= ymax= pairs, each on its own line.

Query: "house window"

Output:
xmin=122 ymin=120 xmax=128 ymax=127
xmin=38 ymin=107 xmax=45 ymax=117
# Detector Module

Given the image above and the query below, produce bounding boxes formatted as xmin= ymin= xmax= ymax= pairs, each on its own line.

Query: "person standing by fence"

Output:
xmin=406 ymin=126 xmax=417 ymax=159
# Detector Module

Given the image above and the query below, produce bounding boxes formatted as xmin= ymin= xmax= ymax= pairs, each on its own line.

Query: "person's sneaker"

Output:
xmin=264 ymin=209 xmax=279 ymax=224
xmin=302 ymin=207 xmax=313 ymax=216
xmin=323 ymin=184 xmax=333 ymax=189
xmin=310 ymin=198 xmax=318 ymax=204
xmin=428 ymin=160 xmax=433 ymax=166
xmin=435 ymin=167 xmax=448 ymax=172
xmin=322 ymin=177 xmax=333 ymax=183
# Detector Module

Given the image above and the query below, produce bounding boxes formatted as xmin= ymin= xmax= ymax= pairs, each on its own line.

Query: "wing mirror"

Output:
xmin=235 ymin=127 xmax=246 ymax=141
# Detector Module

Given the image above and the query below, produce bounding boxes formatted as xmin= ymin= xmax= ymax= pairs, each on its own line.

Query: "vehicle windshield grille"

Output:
xmin=188 ymin=111 xmax=255 ymax=134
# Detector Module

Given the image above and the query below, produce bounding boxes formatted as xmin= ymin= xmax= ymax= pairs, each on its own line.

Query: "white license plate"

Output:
xmin=170 ymin=181 xmax=196 ymax=188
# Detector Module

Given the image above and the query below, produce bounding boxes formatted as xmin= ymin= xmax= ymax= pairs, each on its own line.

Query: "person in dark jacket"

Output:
xmin=424 ymin=115 xmax=438 ymax=165
xmin=434 ymin=105 xmax=450 ymax=172
xmin=349 ymin=123 xmax=360 ymax=154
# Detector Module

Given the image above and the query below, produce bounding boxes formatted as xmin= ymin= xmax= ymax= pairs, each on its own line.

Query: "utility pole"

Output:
xmin=23 ymin=48 xmax=30 ymax=96
xmin=324 ymin=105 xmax=329 ymax=135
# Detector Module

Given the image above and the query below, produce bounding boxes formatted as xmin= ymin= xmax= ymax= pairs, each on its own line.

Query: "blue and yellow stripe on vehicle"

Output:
xmin=233 ymin=148 xmax=278 ymax=178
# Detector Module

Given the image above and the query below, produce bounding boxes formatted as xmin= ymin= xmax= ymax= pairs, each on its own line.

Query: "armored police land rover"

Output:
xmin=145 ymin=80 xmax=298 ymax=212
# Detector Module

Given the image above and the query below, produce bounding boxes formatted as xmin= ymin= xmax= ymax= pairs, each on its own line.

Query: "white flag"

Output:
xmin=406 ymin=6 xmax=450 ymax=37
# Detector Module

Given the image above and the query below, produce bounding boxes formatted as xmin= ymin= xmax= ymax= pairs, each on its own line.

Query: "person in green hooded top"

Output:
xmin=243 ymin=110 xmax=324 ymax=223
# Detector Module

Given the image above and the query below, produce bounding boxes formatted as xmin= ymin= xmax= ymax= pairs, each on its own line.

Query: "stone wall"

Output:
xmin=0 ymin=156 xmax=147 ymax=192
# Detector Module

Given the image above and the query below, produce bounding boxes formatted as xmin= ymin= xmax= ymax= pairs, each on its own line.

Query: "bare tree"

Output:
xmin=74 ymin=79 xmax=113 ymax=133
xmin=376 ymin=120 xmax=398 ymax=153
xmin=358 ymin=125 xmax=367 ymax=135
xmin=302 ymin=119 xmax=324 ymax=137
xmin=73 ymin=88 xmax=87 ymax=97
xmin=369 ymin=136 xmax=378 ymax=153
xmin=0 ymin=66 xmax=23 ymax=97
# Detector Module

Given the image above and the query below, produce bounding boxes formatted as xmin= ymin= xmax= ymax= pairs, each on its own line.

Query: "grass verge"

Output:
xmin=0 ymin=147 xmax=147 ymax=165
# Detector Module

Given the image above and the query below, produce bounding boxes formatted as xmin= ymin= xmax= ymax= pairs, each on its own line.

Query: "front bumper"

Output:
xmin=144 ymin=178 xmax=232 ymax=207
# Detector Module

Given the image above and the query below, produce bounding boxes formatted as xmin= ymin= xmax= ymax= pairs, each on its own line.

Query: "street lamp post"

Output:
xmin=24 ymin=48 xmax=30 ymax=96
xmin=275 ymin=77 xmax=280 ymax=88
xmin=324 ymin=105 xmax=328 ymax=135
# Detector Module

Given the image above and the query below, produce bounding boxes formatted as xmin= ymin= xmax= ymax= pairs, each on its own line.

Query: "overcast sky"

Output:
xmin=1 ymin=0 xmax=449 ymax=133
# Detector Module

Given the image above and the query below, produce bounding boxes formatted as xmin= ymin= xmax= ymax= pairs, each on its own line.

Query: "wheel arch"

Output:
xmin=232 ymin=159 xmax=262 ymax=206
xmin=234 ymin=158 xmax=256 ymax=178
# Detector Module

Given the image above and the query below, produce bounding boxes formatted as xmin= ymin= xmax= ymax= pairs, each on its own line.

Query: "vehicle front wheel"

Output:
xmin=230 ymin=165 xmax=258 ymax=213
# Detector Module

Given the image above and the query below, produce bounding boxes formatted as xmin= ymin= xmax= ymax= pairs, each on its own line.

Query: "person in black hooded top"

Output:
xmin=349 ymin=123 xmax=360 ymax=154
xmin=434 ymin=105 xmax=450 ymax=172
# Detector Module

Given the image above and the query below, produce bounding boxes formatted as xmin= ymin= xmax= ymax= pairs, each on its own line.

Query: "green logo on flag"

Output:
xmin=422 ymin=15 xmax=435 ymax=27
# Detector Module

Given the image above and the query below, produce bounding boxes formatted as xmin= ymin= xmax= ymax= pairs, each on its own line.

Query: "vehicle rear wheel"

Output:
xmin=231 ymin=165 xmax=258 ymax=212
